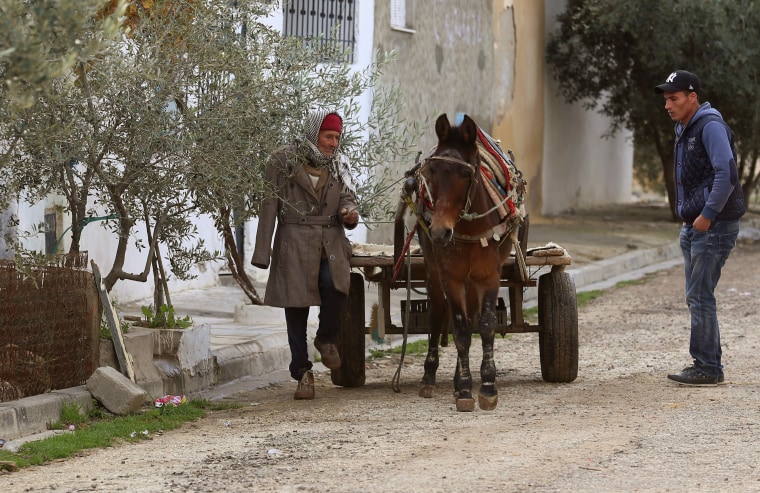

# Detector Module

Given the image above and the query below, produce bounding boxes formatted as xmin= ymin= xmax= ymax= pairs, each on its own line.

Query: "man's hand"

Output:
xmin=693 ymin=214 xmax=712 ymax=232
xmin=340 ymin=207 xmax=359 ymax=226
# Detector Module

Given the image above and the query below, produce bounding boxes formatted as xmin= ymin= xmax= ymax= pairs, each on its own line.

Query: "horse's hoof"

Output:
xmin=419 ymin=385 xmax=434 ymax=398
xmin=478 ymin=393 xmax=498 ymax=411
xmin=456 ymin=397 xmax=476 ymax=412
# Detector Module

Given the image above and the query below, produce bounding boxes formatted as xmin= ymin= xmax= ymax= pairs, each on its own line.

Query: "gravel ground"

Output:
xmin=3 ymin=212 xmax=760 ymax=493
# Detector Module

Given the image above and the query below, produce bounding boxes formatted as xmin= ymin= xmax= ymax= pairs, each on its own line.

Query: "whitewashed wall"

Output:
xmin=541 ymin=0 xmax=633 ymax=215
xmin=0 ymin=200 xmax=16 ymax=259
xmin=10 ymin=194 xmax=225 ymax=304
xmin=81 ymin=211 xmax=224 ymax=303
xmin=11 ymin=199 xmax=46 ymax=254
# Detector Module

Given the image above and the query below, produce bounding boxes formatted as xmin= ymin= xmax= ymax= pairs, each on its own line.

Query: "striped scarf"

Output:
xmin=301 ymin=110 xmax=357 ymax=197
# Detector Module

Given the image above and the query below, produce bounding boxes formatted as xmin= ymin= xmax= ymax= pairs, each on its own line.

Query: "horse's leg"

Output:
xmin=450 ymin=296 xmax=475 ymax=412
xmin=477 ymin=286 xmax=500 ymax=410
xmin=449 ymin=291 xmax=472 ymax=402
xmin=419 ymin=268 xmax=445 ymax=398
xmin=453 ymin=354 xmax=461 ymax=401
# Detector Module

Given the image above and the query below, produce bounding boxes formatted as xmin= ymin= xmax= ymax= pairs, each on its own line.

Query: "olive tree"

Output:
xmin=0 ymin=0 xmax=126 ymax=262
xmin=0 ymin=0 xmax=126 ymax=108
xmin=2 ymin=0 xmax=418 ymax=309
xmin=546 ymin=0 xmax=760 ymax=219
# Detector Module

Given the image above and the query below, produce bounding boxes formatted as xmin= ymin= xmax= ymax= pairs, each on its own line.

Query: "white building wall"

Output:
xmin=12 ymin=193 xmax=67 ymax=255
xmin=14 ymin=201 xmax=45 ymax=253
xmin=541 ymin=88 xmax=633 ymax=215
xmin=541 ymin=0 xmax=633 ymax=215
xmin=80 ymin=211 xmax=224 ymax=304
xmin=9 ymin=194 xmax=225 ymax=304
xmin=0 ymin=200 xmax=16 ymax=259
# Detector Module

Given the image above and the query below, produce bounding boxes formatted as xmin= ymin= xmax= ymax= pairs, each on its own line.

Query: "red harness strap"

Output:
xmin=392 ymin=222 xmax=419 ymax=283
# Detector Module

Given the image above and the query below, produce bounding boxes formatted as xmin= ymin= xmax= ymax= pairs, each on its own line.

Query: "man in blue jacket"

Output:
xmin=655 ymin=70 xmax=745 ymax=386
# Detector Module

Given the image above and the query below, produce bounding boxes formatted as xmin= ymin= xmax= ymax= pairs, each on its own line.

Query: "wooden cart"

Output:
xmin=331 ymin=219 xmax=579 ymax=388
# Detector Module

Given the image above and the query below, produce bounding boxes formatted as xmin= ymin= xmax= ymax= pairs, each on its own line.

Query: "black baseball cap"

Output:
xmin=654 ymin=70 xmax=700 ymax=94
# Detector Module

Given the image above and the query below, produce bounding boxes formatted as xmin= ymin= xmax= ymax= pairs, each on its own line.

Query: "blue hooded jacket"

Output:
xmin=673 ymin=102 xmax=745 ymax=224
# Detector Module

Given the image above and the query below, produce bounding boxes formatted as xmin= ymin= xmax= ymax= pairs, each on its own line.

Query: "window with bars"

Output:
xmin=390 ymin=0 xmax=415 ymax=32
xmin=283 ymin=0 xmax=356 ymax=63
xmin=391 ymin=0 xmax=414 ymax=32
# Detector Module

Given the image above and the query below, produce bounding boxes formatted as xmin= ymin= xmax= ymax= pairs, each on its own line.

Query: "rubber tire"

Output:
xmin=331 ymin=272 xmax=366 ymax=387
xmin=538 ymin=270 xmax=579 ymax=383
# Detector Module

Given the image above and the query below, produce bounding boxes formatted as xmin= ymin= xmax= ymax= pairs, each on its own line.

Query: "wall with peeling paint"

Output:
xmin=370 ymin=0 xmax=501 ymax=243
xmin=492 ymin=0 xmax=544 ymax=218
xmin=492 ymin=0 xmax=631 ymax=217
xmin=369 ymin=0 xmax=632 ymax=243
xmin=373 ymin=0 xmax=496 ymax=140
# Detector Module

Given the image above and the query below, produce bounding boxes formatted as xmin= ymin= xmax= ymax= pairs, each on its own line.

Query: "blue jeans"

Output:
xmin=679 ymin=219 xmax=740 ymax=378
xmin=284 ymin=259 xmax=346 ymax=380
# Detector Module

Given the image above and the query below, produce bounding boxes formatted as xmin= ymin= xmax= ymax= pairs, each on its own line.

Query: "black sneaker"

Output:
xmin=667 ymin=365 xmax=720 ymax=386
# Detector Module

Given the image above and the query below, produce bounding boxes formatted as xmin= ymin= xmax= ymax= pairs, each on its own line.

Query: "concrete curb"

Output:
xmin=568 ymin=242 xmax=682 ymax=291
xmin=0 ymin=387 xmax=93 ymax=446
xmin=0 ymin=242 xmax=683 ymax=444
xmin=214 ymin=333 xmax=291 ymax=385
xmin=513 ymin=242 xmax=682 ymax=306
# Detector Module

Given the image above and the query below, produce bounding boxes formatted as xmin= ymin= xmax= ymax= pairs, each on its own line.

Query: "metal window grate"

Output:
xmin=283 ymin=0 xmax=355 ymax=63
xmin=44 ymin=212 xmax=57 ymax=255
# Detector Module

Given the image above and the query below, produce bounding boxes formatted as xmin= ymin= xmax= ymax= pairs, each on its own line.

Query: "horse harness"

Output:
xmin=395 ymin=146 xmax=529 ymax=285
xmin=417 ymin=153 xmax=515 ymax=247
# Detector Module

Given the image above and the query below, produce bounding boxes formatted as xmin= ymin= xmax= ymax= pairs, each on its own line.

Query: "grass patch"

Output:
xmin=614 ymin=278 xmax=649 ymax=288
xmin=369 ymin=338 xmax=431 ymax=360
xmin=368 ymin=333 xmax=500 ymax=361
xmin=0 ymin=398 xmax=236 ymax=469
xmin=577 ymin=289 xmax=604 ymax=306
xmin=49 ymin=402 xmax=89 ymax=430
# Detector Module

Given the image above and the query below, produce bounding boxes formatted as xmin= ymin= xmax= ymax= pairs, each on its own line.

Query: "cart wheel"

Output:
xmin=331 ymin=272 xmax=366 ymax=387
xmin=538 ymin=270 xmax=578 ymax=383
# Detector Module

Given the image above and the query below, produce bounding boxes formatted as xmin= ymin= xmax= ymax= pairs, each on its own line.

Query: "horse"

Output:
xmin=395 ymin=113 xmax=523 ymax=412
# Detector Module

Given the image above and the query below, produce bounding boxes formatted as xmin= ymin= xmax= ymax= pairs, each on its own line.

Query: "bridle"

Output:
xmin=419 ymin=154 xmax=478 ymax=220
xmin=419 ymin=153 xmax=511 ymax=223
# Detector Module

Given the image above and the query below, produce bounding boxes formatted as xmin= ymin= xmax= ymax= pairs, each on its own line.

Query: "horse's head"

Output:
xmin=421 ymin=113 xmax=479 ymax=244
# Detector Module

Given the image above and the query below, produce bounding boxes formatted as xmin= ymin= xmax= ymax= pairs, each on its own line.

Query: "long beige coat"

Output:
xmin=251 ymin=144 xmax=357 ymax=307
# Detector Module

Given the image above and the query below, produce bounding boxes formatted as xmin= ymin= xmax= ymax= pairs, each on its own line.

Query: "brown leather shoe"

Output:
xmin=293 ymin=370 xmax=314 ymax=400
xmin=314 ymin=338 xmax=341 ymax=370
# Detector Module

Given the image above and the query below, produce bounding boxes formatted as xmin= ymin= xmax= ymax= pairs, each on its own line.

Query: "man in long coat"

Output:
xmin=252 ymin=110 xmax=359 ymax=399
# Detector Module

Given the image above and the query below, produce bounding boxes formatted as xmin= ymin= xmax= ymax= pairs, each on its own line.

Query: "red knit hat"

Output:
xmin=320 ymin=113 xmax=342 ymax=133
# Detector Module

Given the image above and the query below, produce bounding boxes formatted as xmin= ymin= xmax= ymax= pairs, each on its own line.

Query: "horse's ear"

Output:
xmin=435 ymin=114 xmax=451 ymax=142
xmin=460 ymin=115 xmax=478 ymax=146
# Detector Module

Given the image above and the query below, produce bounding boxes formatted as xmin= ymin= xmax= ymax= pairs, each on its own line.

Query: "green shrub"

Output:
xmin=140 ymin=304 xmax=193 ymax=329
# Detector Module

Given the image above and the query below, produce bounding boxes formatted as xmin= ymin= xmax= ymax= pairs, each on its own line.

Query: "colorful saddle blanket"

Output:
xmin=475 ymin=127 xmax=526 ymax=224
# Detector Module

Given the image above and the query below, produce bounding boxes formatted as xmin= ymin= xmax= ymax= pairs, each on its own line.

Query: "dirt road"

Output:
xmin=4 ymin=241 xmax=760 ymax=493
